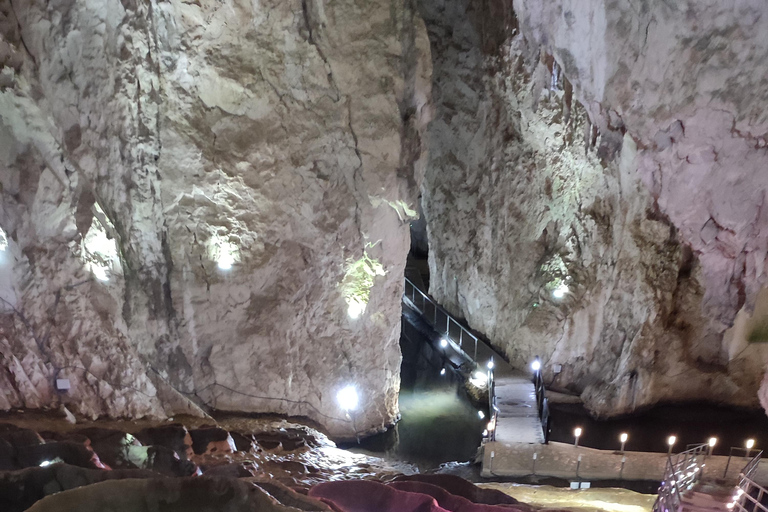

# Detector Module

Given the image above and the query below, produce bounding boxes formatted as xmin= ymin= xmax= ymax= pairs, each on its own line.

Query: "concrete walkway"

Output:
xmin=491 ymin=369 xmax=545 ymax=445
xmin=481 ymin=441 xmax=768 ymax=484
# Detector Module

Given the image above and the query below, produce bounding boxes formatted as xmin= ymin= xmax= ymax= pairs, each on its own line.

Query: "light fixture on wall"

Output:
xmin=336 ymin=385 xmax=359 ymax=411
xmin=212 ymin=237 xmax=238 ymax=271
xmin=574 ymin=427 xmax=582 ymax=447
xmin=440 ymin=339 xmax=448 ymax=348
xmin=347 ymin=300 xmax=365 ymax=319
xmin=552 ymin=283 xmax=569 ymax=299
xmin=217 ymin=253 xmax=234 ymax=270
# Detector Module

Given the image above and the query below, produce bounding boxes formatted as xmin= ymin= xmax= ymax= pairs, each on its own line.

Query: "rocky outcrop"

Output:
xmin=418 ymin=0 xmax=767 ymax=415
xmin=0 ymin=0 xmax=431 ymax=436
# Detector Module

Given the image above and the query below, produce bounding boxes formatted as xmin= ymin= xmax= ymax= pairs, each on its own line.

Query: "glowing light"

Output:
xmin=709 ymin=437 xmax=718 ymax=448
xmin=440 ymin=339 xmax=448 ymax=348
xmin=217 ymin=253 xmax=234 ymax=270
xmin=39 ymin=460 xmax=52 ymax=467
xmin=440 ymin=368 xmax=446 ymax=376
xmin=531 ymin=360 xmax=541 ymax=372
xmin=746 ymin=439 xmax=755 ymax=450
xmin=620 ymin=433 xmax=628 ymax=443
xmin=487 ymin=360 xmax=494 ymax=370
xmin=727 ymin=503 xmax=734 ymax=509
xmin=668 ymin=435 xmax=677 ymax=446
xmin=574 ymin=427 xmax=582 ymax=437
xmin=336 ymin=385 xmax=359 ymax=411
xmin=478 ymin=410 xmax=485 ymax=419
xmin=469 ymin=371 xmax=488 ymax=388
xmin=552 ymin=283 xmax=569 ymax=299
xmin=347 ymin=299 xmax=366 ymax=319
xmin=487 ymin=421 xmax=495 ymax=432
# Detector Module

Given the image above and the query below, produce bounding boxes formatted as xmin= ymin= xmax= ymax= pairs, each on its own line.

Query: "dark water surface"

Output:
xmin=345 ymin=313 xmax=487 ymax=469
xmin=548 ymin=402 xmax=768 ymax=456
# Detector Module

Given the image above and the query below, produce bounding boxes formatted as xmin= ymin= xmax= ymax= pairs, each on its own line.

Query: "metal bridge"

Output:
xmin=403 ymin=277 xmax=546 ymax=446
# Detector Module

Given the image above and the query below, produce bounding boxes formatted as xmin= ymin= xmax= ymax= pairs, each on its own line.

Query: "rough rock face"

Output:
xmin=419 ymin=0 xmax=767 ymax=415
xmin=0 ymin=0 xmax=431 ymax=437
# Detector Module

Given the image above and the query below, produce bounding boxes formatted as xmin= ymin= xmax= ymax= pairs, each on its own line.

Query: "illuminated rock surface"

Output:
xmin=0 ymin=0 xmax=431 ymax=436
xmin=419 ymin=0 xmax=768 ymax=415
xmin=1 ymin=0 xmax=767 ymax=447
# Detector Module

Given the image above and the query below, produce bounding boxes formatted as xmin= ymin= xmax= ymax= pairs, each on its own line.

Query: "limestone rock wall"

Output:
xmin=419 ymin=0 xmax=767 ymax=415
xmin=0 ymin=0 xmax=431 ymax=438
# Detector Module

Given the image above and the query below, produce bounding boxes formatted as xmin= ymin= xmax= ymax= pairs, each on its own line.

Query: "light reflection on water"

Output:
xmin=350 ymin=374 xmax=485 ymax=470
xmin=395 ymin=386 xmax=485 ymax=466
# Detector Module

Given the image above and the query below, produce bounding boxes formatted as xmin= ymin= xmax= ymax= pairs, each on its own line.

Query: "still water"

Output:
xmin=548 ymin=402 xmax=768 ymax=456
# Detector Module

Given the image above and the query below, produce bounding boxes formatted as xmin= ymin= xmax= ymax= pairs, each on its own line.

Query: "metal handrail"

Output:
xmin=653 ymin=443 xmax=709 ymax=512
xmin=725 ymin=447 xmax=761 ymax=478
xmin=734 ymin=451 xmax=766 ymax=512
xmin=403 ymin=277 xmax=550 ymax=444
xmin=533 ymin=368 xmax=548 ymax=441
xmin=403 ymin=277 xmax=480 ymax=360
xmin=403 ymin=277 xmax=497 ymax=441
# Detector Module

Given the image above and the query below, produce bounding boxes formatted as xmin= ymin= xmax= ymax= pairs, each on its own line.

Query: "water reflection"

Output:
xmin=349 ymin=316 xmax=486 ymax=469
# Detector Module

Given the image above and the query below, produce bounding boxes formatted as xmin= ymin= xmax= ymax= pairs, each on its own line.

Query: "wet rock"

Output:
xmin=229 ymin=432 xmax=258 ymax=453
xmin=393 ymin=474 xmax=522 ymax=505
xmin=0 ymin=463 xmax=157 ymax=512
xmin=15 ymin=441 xmax=109 ymax=470
xmin=0 ymin=428 xmax=45 ymax=449
xmin=201 ymin=461 xmax=258 ymax=478
xmin=24 ymin=476 xmax=306 ymax=512
xmin=145 ymin=445 xmax=198 ymax=477
xmin=72 ymin=428 xmax=140 ymax=470
xmin=0 ymin=438 xmax=15 ymax=471
xmin=190 ymin=427 xmax=236 ymax=455
xmin=135 ymin=424 xmax=194 ymax=460
xmin=254 ymin=428 xmax=321 ymax=452
xmin=38 ymin=431 xmax=91 ymax=448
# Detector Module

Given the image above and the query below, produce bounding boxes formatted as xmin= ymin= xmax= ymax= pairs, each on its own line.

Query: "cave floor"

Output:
xmin=482 ymin=483 xmax=656 ymax=512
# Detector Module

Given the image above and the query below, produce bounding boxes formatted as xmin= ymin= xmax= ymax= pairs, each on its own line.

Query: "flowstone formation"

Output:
xmin=0 ymin=0 xmax=431 ymax=437
xmin=419 ymin=0 xmax=767 ymax=415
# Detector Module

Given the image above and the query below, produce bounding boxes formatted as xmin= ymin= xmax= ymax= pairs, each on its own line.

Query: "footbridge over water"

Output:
xmin=402 ymin=274 xmax=546 ymax=448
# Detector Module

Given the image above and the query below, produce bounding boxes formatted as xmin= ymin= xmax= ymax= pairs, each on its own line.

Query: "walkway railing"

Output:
xmin=403 ymin=277 xmax=481 ymax=360
xmin=734 ymin=451 xmax=766 ymax=512
xmin=533 ymin=369 xmax=549 ymax=441
xmin=402 ymin=277 xmax=496 ymax=440
xmin=653 ymin=443 xmax=709 ymax=512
